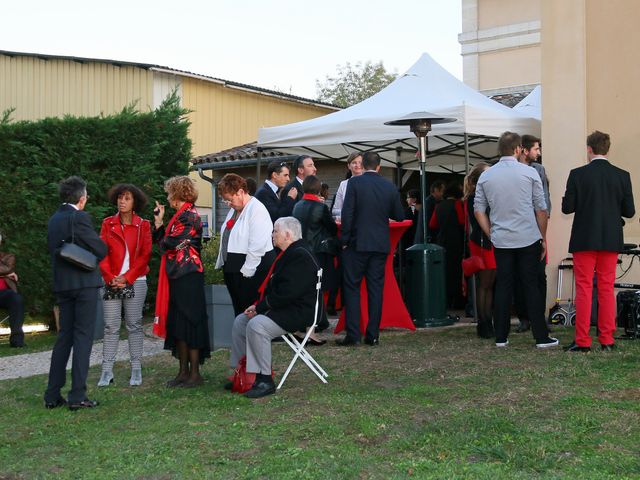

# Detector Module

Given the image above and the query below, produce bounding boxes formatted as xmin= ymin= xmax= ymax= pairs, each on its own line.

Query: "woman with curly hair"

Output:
xmin=98 ymin=184 xmax=152 ymax=387
xmin=153 ymin=176 xmax=210 ymax=388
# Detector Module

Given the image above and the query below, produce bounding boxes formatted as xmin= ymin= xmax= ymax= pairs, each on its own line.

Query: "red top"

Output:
xmin=99 ymin=212 xmax=152 ymax=285
xmin=0 ymin=278 xmax=7 ymax=290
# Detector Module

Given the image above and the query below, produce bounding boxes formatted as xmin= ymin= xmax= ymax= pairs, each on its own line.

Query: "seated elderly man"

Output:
xmin=0 ymin=231 xmax=25 ymax=348
xmin=228 ymin=216 xmax=319 ymax=398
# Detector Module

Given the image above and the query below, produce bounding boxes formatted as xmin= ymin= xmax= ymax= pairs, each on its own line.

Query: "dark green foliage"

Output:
xmin=0 ymin=92 xmax=191 ymax=314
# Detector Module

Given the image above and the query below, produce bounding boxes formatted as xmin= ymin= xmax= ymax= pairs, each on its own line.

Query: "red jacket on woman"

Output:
xmin=99 ymin=213 xmax=152 ymax=285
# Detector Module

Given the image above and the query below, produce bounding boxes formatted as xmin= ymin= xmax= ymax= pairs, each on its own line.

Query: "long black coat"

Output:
xmin=255 ymin=239 xmax=320 ymax=332
xmin=47 ymin=204 xmax=107 ymax=293
xmin=292 ymin=199 xmax=337 ymax=253
xmin=562 ymin=159 xmax=635 ymax=253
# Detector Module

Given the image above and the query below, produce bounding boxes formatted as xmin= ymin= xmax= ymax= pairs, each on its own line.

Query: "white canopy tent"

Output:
xmin=258 ymin=53 xmax=541 ymax=174
xmin=513 ymin=85 xmax=541 ymax=120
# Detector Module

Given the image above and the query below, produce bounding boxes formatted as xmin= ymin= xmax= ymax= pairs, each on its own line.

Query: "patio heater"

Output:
xmin=385 ymin=112 xmax=457 ymax=327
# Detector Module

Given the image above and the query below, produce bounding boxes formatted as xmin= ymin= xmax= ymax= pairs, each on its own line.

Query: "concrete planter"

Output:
xmin=204 ymin=284 xmax=235 ymax=350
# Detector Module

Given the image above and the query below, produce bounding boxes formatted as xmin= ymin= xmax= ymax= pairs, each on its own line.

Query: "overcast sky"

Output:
xmin=3 ymin=0 xmax=462 ymax=99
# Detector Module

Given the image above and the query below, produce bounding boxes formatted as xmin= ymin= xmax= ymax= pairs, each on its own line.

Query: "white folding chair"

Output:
xmin=277 ymin=268 xmax=329 ymax=389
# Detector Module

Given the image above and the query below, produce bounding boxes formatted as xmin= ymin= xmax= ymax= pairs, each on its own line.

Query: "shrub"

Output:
xmin=0 ymin=92 xmax=191 ymax=314
xmin=201 ymin=235 xmax=225 ymax=285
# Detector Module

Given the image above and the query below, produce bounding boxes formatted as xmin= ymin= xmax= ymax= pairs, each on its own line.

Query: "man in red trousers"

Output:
xmin=562 ymin=131 xmax=635 ymax=352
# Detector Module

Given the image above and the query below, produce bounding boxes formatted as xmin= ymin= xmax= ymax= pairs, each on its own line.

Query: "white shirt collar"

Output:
xmin=296 ymin=176 xmax=303 ymax=184
xmin=265 ymin=179 xmax=278 ymax=193
xmin=63 ymin=203 xmax=80 ymax=210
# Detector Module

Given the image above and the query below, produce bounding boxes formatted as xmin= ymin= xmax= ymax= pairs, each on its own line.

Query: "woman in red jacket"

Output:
xmin=98 ymin=184 xmax=152 ymax=387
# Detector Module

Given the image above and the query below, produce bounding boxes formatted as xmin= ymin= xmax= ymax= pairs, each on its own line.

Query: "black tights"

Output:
xmin=476 ymin=269 xmax=496 ymax=337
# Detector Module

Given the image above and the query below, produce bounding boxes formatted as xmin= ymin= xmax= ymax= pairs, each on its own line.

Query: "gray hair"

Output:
xmin=274 ymin=216 xmax=302 ymax=241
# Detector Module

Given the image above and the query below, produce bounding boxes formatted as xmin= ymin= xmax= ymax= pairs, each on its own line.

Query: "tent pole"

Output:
xmin=419 ymin=136 xmax=428 ymax=246
xmin=256 ymin=147 xmax=262 ymax=180
xmin=464 ymin=133 xmax=470 ymax=175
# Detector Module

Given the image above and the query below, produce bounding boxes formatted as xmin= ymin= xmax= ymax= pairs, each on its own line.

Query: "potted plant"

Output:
xmin=201 ymin=234 xmax=234 ymax=350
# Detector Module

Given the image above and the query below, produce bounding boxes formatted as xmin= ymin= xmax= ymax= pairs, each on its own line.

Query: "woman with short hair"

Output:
xmin=216 ymin=173 xmax=275 ymax=317
xmin=153 ymin=176 xmax=210 ymax=388
xmin=98 ymin=184 xmax=152 ymax=386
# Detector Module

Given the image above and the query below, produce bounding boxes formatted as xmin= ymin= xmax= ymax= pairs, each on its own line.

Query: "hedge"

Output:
xmin=0 ymin=92 xmax=191 ymax=315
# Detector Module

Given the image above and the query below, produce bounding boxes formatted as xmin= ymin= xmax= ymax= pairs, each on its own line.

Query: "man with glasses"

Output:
xmin=255 ymin=160 xmax=298 ymax=222
xmin=44 ymin=176 xmax=107 ymax=411
xmin=474 ymin=132 xmax=558 ymax=349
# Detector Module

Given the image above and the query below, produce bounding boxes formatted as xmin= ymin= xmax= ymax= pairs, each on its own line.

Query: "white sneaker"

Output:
xmin=130 ymin=368 xmax=142 ymax=386
xmin=495 ymin=340 xmax=509 ymax=348
xmin=97 ymin=371 xmax=114 ymax=387
xmin=536 ymin=337 xmax=560 ymax=348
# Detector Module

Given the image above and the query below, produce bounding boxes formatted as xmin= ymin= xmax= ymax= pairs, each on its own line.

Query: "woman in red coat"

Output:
xmin=98 ymin=184 xmax=152 ymax=387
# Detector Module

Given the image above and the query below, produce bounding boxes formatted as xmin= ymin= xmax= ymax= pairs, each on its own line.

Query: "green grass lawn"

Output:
xmin=1 ymin=325 xmax=639 ymax=479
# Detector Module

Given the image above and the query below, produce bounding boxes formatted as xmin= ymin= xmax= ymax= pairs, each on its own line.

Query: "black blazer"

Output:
xmin=255 ymin=240 xmax=319 ymax=332
xmin=47 ymin=204 xmax=108 ymax=293
xmin=254 ymin=182 xmax=296 ymax=222
xmin=341 ymin=171 xmax=405 ymax=253
xmin=562 ymin=158 xmax=635 ymax=253
xmin=280 ymin=179 xmax=303 ymax=203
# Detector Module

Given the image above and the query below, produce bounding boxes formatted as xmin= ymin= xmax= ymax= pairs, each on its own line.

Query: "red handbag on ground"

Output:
xmin=231 ymin=356 xmax=274 ymax=394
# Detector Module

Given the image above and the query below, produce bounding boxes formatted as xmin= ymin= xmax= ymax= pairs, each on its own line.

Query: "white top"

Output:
xmin=331 ymin=179 xmax=349 ymax=217
xmin=215 ymin=197 xmax=273 ymax=277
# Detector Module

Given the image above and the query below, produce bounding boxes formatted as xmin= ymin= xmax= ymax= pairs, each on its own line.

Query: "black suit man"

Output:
xmin=338 ymin=152 xmax=405 ymax=345
xmin=280 ymin=155 xmax=316 ymax=203
xmin=562 ymin=131 xmax=635 ymax=352
xmin=254 ymin=160 xmax=297 ymax=222
xmin=44 ymin=176 xmax=107 ymax=410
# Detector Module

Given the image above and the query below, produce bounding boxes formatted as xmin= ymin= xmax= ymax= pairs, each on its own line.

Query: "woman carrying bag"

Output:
xmin=98 ymin=184 xmax=152 ymax=387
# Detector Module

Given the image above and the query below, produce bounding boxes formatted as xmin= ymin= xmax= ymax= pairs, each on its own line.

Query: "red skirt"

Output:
xmin=469 ymin=241 xmax=497 ymax=270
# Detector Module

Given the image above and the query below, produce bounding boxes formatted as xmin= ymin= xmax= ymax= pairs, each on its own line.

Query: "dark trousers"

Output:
xmin=224 ymin=251 xmax=276 ymax=317
xmin=0 ymin=289 xmax=25 ymax=346
xmin=515 ymin=256 xmax=547 ymax=322
xmin=342 ymin=249 xmax=386 ymax=342
xmin=494 ymin=242 xmax=549 ymax=343
xmin=44 ymin=287 xmax=99 ymax=404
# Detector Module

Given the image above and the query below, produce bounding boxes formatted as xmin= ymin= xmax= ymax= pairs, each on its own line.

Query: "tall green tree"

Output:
xmin=316 ymin=61 xmax=397 ymax=108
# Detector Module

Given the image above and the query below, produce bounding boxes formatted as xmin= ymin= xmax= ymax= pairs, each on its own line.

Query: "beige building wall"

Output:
xmin=460 ymin=0 xmax=541 ymax=94
xmin=181 ymin=76 xmax=335 ymax=208
xmin=0 ymin=54 xmax=155 ymax=120
xmin=543 ymin=0 xmax=640 ymax=302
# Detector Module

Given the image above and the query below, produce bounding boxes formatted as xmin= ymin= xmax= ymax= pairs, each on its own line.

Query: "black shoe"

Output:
xmin=364 ymin=337 xmax=379 ymax=346
xmin=224 ymin=381 xmax=233 ymax=391
xmin=601 ymin=343 xmax=616 ymax=352
xmin=244 ymin=380 xmax=276 ymax=399
xmin=44 ymin=397 xmax=67 ymax=409
xmin=515 ymin=320 xmax=530 ymax=333
xmin=563 ymin=341 xmax=591 ymax=352
xmin=68 ymin=399 xmax=99 ymax=411
xmin=335 ymin=336 xmax=360 ymax=346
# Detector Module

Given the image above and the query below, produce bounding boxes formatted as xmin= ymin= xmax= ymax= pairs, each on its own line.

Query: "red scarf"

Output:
xmin=256 ymin=250 xmax=285 ymax=303
xmin=302 ymin=193 xmax=323 ymax=202
xmin=153 ymin=202 xmax=192 ymax=338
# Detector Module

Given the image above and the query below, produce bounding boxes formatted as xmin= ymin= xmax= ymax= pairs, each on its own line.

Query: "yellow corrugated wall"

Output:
xmin=182 ymin=76 xmax=335 ymax=206
xmin=0 ymin=54 xmax=154 ymax=120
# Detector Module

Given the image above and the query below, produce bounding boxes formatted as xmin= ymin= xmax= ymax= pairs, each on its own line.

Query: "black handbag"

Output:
xmin=318 ymin=237 xmax=340 ymax=255
xmin=103 ymin=283 xmax=135 ymax=300
xmin=57 ymin=212 xmax=98 ymax=271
